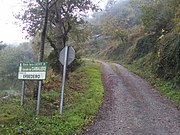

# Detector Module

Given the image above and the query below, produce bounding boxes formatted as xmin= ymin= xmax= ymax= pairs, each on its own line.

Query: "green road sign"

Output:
xmin=18 ymin=62 xmax=48 ymax=80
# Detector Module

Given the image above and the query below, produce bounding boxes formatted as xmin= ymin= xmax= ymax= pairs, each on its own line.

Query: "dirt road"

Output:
xmin=82 ymin=62 xmax=180 ymax=135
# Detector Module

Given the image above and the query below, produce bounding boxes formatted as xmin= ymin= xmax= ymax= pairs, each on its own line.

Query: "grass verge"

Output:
xmin=0 ymin=61 xmax=103 ymax=135
xmin=123 ymin=59 xmax=180 ymax=104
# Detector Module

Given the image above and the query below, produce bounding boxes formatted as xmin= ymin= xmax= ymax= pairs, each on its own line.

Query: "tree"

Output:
xmin=132 ymin=0 xmax=179 ymax=32
xmin=0 ymin=43 xmax=7 ymax=50
xmin=100 ymin=15 xmax=128 ymax=43
xmin=30 ymin=32 xmax=53 ymax=61
xmin=17 ymin=0 xmax=98 ymax=52
xmin=0 ymin=43 xmax=34 ymax=90
xmin=16 ymin=0 xmax=99 ymax=76
xmin=16 ymin=0 xmax=99 ymax=98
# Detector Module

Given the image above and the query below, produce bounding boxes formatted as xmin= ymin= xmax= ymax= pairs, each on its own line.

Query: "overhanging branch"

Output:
xmin=46 ymin=35 xmax=57 ymax=51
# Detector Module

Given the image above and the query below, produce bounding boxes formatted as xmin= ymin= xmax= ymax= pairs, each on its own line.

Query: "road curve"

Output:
xmin=81 ymin=62 xmax=180 ymax=135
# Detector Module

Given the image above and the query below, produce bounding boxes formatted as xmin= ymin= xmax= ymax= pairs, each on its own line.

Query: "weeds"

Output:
xmin=0 ymin=61 xmax=103 ymax=135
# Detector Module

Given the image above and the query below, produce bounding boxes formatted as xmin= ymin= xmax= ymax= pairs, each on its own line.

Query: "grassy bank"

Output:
xmin=0 ymin=61 xmax=103 ymax=135
xmin=123 ymin=61 xmax=180 ymax=104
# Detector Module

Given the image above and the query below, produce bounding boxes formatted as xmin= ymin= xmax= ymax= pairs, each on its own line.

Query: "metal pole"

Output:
xmin=60 ymin=46 xmax=68 ymax=114
xmin=36 ymin=80 xmax=42 ymax=115
xmin=21 ymin=80 xmax=25 ymax=106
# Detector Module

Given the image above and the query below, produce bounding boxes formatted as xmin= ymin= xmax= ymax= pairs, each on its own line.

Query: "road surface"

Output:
xmin=82 ymin=62 xmax=180 ymax=135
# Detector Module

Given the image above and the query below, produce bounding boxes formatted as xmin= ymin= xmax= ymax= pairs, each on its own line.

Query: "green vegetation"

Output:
xmin=0 ymin=61 xmax=103 ymax=135
xmin=0 ymin=42 xmax=34 ymax=90
xmin=123 ymin=57 xmax=180 ymax=104
xmin=81 ymin=0 xmax=180 ymax=104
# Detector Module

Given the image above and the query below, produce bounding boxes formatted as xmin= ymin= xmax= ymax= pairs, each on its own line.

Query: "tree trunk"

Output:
xmin=39 ymin=0 xmax=49 ymax=62
xmin=34 ymin=0 xmax=49 ymax=98
xmin=55 ymin=4 xmax=65 ymax=76
xmin=55 ymin=5 xmax=65 ymax=52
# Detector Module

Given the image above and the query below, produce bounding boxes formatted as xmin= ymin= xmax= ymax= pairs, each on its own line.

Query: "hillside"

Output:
xmin=81 ymin=0 xmax=180 ymax=102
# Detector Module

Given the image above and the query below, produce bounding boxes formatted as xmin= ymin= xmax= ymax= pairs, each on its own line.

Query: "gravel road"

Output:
xmin=81 ymin=62 xmax=180 ymax=135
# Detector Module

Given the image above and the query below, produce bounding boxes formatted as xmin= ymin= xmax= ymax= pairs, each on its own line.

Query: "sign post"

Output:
xmin=59 ymin=46 xmax=75 ymax=114
xmin=20 ymin=80 xmax=25 ymax=106
xmin=60 ymin=46 xmax=68 ymax=114
xmin=18 ymin=62 xmax=47 ymax=114
xmin=36 ymin=81 xmax=42 ymax=114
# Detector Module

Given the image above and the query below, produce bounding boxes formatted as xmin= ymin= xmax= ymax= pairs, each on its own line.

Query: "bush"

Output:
xmin=154 ymin=33 xmax=180 ymax=88
xmin=47 ymin=49 xmax=84 ymax=74
xmin=130 ymin=33 xmax=158 ymax=61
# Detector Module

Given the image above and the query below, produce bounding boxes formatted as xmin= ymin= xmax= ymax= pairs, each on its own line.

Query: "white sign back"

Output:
xmin=59 ymin=46 xmax=75 ymax=65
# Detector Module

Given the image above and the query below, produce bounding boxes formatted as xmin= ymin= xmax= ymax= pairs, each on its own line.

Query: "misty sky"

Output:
xmin=0 ymin=0 xmax=108 ymax=44
xmin=0 ymin=0 xmax=27 ymax=44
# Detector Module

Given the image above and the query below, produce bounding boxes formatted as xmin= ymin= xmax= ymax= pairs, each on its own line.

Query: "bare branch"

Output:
xmin=36 ymin=0 xmax=45 ymax=10
xmin=46 ymin=35 xmax=57 ymax=51
xmin=48 ymin=0 xmax=58 ymax=8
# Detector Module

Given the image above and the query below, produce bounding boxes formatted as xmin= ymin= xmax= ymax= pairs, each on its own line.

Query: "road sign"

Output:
xmin=18 ymin=62 xmax=48 ymax=80
xmin=58 ymin=46 xmax=75 ymax=114
xmin=59 ymin=46 xmax=75 ymax=65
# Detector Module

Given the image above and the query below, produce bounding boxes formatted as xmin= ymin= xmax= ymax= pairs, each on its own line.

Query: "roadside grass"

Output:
xmin=0 ymin=91 xmax=8 ymax=98
xmin=0 ymin=61 xmax=103 ymax=135
xmin=123 ymin=60 xmax=180 ymax=104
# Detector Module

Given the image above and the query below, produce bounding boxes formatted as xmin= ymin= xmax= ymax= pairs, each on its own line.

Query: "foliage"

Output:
xmin=99 ymin=15 xmax=128 ymax=43
xmin=153 ymin=33 xmax=180 ymax=88
xmin=30 ymin=32 xmax=53 ymax=61
xmin=83 ymin=0 xmax=180 ymax=104
xmin=133 ymin=0 xmax=179 ymax=32
xmin=16 ymin=0 xmax=100 ymax=73
xmin=68 ymin=22 xmax=94 ymax=44
xmin=0 ymin=43 xmax=7 ymax=50
xmin=68 ymin=50 xmax=84 ymax=72
xmin=0 ymin=43 xmax=34 ymax=90
xmin=123 ymin=57 xmax=180 ymax=104
xmin=46 ymin=50 xmax=61 ymax=73
xmin=0 ymin=61 xmax=103 ymax=135
xmin=81 ymin=0 xmax=142 ymax=59
xmin=173 ymin=4 xmax=180 ymax=32
xmin=105 ymin=0 xmax=140 ymax=28
xmin=17 ymin=0 xmax=98 ymax=49
xmin=129 ymin=33 xmax=158 ymax=61
xmin=46 ymin=47 xmax=84 ymax=74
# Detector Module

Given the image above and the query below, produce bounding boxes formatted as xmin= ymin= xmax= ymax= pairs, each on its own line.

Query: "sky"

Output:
xmin=0 ymin=0 xmax=27 ymax=44
xmin=0 ymin=0 xmax=108 ymax=44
